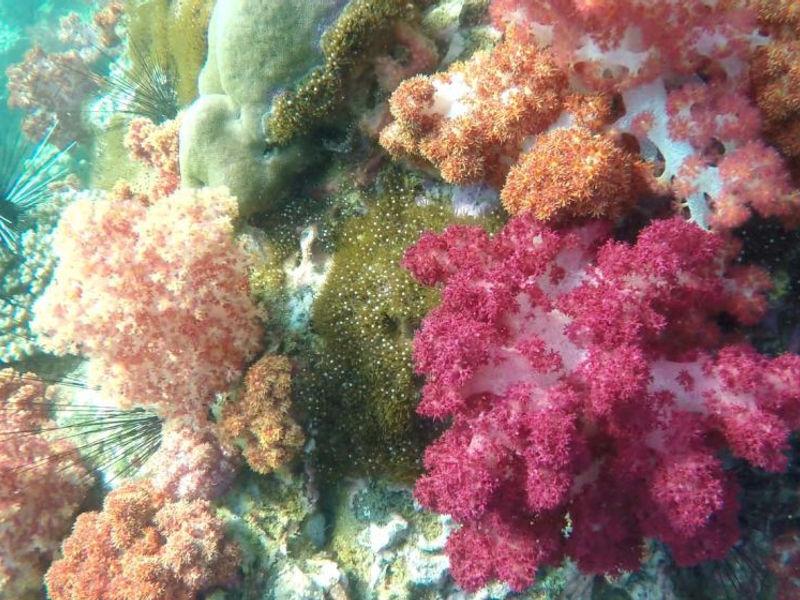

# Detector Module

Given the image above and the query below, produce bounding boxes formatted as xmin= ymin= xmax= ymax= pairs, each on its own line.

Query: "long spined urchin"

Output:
xmin=0 ymin=123 xmax=73 ymax=255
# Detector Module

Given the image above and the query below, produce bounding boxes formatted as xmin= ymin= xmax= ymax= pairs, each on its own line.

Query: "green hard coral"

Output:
xmin=305 ymin=176 xmax=495 ymax=481
xmin=265 ymin=0 xmax=425 ymax=146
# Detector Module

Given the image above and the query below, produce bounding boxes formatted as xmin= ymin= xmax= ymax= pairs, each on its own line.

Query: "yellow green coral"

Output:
xmin=304 ymin=174 xmax=497 ymax=481
xmin=265 ymin=0 xmax=425 ymax=146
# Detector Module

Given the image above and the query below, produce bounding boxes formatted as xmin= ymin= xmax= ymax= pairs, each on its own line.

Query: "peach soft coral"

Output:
xmin=32 ymin=186 xmax=263 ymax=419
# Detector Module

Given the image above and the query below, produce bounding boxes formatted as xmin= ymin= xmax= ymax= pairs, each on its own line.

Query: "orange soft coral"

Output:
xmin=501 ymin=126 xmax=648 ymax=222
xmin=46 ymin=480 xmax=240 ymax=600
xmin=0 ymin=370 xmax=91 ymax=600
xmin=379 ymin=26 xmax=568 ymax=187
xmin=219 ymin=354 xmax=304 ymax=475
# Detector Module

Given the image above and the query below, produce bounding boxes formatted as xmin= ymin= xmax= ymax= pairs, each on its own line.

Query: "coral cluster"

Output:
xmin=32 ymin=186 xmax=262 ymax=418
xmin=382 ymin=0 xmax=800 ymax=229
xmin=219 ymin=353 xmax=305 ymax=475
xmin=5 ymin=6 xmax=122 ymax=146
xmin=46 ymin=479 xmax=241 ymax=600
xmin=403 ymin=215 xmax=800 ymax=591
xmin=0 ymin=369 xmax=91 ymax=600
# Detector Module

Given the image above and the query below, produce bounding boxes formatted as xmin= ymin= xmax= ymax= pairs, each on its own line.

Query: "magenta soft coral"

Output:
xmin=403 ymin=215 xmax=800 ymax=591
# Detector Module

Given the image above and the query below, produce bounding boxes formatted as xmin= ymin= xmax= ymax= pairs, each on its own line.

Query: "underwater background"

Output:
xmin=2 ymin=0 xmax=800 ymax=599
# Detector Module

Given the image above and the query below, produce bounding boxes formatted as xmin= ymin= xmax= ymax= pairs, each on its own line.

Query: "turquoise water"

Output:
xmin=2 ymin=1 xmax=800 ymax=599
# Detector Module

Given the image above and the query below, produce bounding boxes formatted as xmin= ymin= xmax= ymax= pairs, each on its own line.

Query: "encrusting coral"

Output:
xmin=45 ymin=479 xmax=241 ymax=600
xmin=31 ymin=185 xmax=263 ymax=418
xmin=219 ymin=354 xmax=305 ymax=475
xmin=265 ymin=0 xmax=429 ymax=146
xmin=403 ymin=214 xmax=800 ymax=591
xmin=0 ymin=369 xmax=92 ymax=600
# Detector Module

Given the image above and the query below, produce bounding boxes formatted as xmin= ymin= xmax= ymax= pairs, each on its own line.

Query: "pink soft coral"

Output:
xmin=0 ymin=369 xmax=92 ymax=599
xmin=145 ymin=419 xmax=239 ymax=501
xmin=489 ymin=0 xmax=760 ymax=91
xmin=119 ymin=116 xmax=182 ymax=202
xmin=32 ymin=186 xmax=263 ymax=418
xmin=403 ymin=215 xmax=800 ymax=591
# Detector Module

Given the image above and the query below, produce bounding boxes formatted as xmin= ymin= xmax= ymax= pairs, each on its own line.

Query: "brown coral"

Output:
xmin=750 ymin=0 xmax=800 ymax=177
xmin=219 ymin=355 xmax=305 ymax=474
xmin=501 ymin=127 xmax=648 ymax=222
xmin=46 ymin=479 xmax=240 ymax=600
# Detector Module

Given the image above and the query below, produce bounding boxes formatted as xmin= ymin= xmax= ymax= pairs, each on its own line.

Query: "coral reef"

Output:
xmin=381 ymin=0 xmax=800 ymax=229
xmin=403 ymin=215 xmax=800 ymax=591
xmin=32 ymin=186 xmax=262 ymax=418
xmin=46 ymin=479 xmax=241 ymax=600
xmin=219 ymin=354 xmax=305 ymax=475
xmin=0 ymin=369 xmax=91 ymax=600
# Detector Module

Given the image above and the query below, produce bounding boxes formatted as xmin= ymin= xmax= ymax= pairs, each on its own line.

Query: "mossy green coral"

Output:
xmin=303 ymin=173 xmax=497 ymax=482
xmin=127 ymin=0 xmax=214 ymax=106
xmin=265 ymin=0 xmax=425 ymax=146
